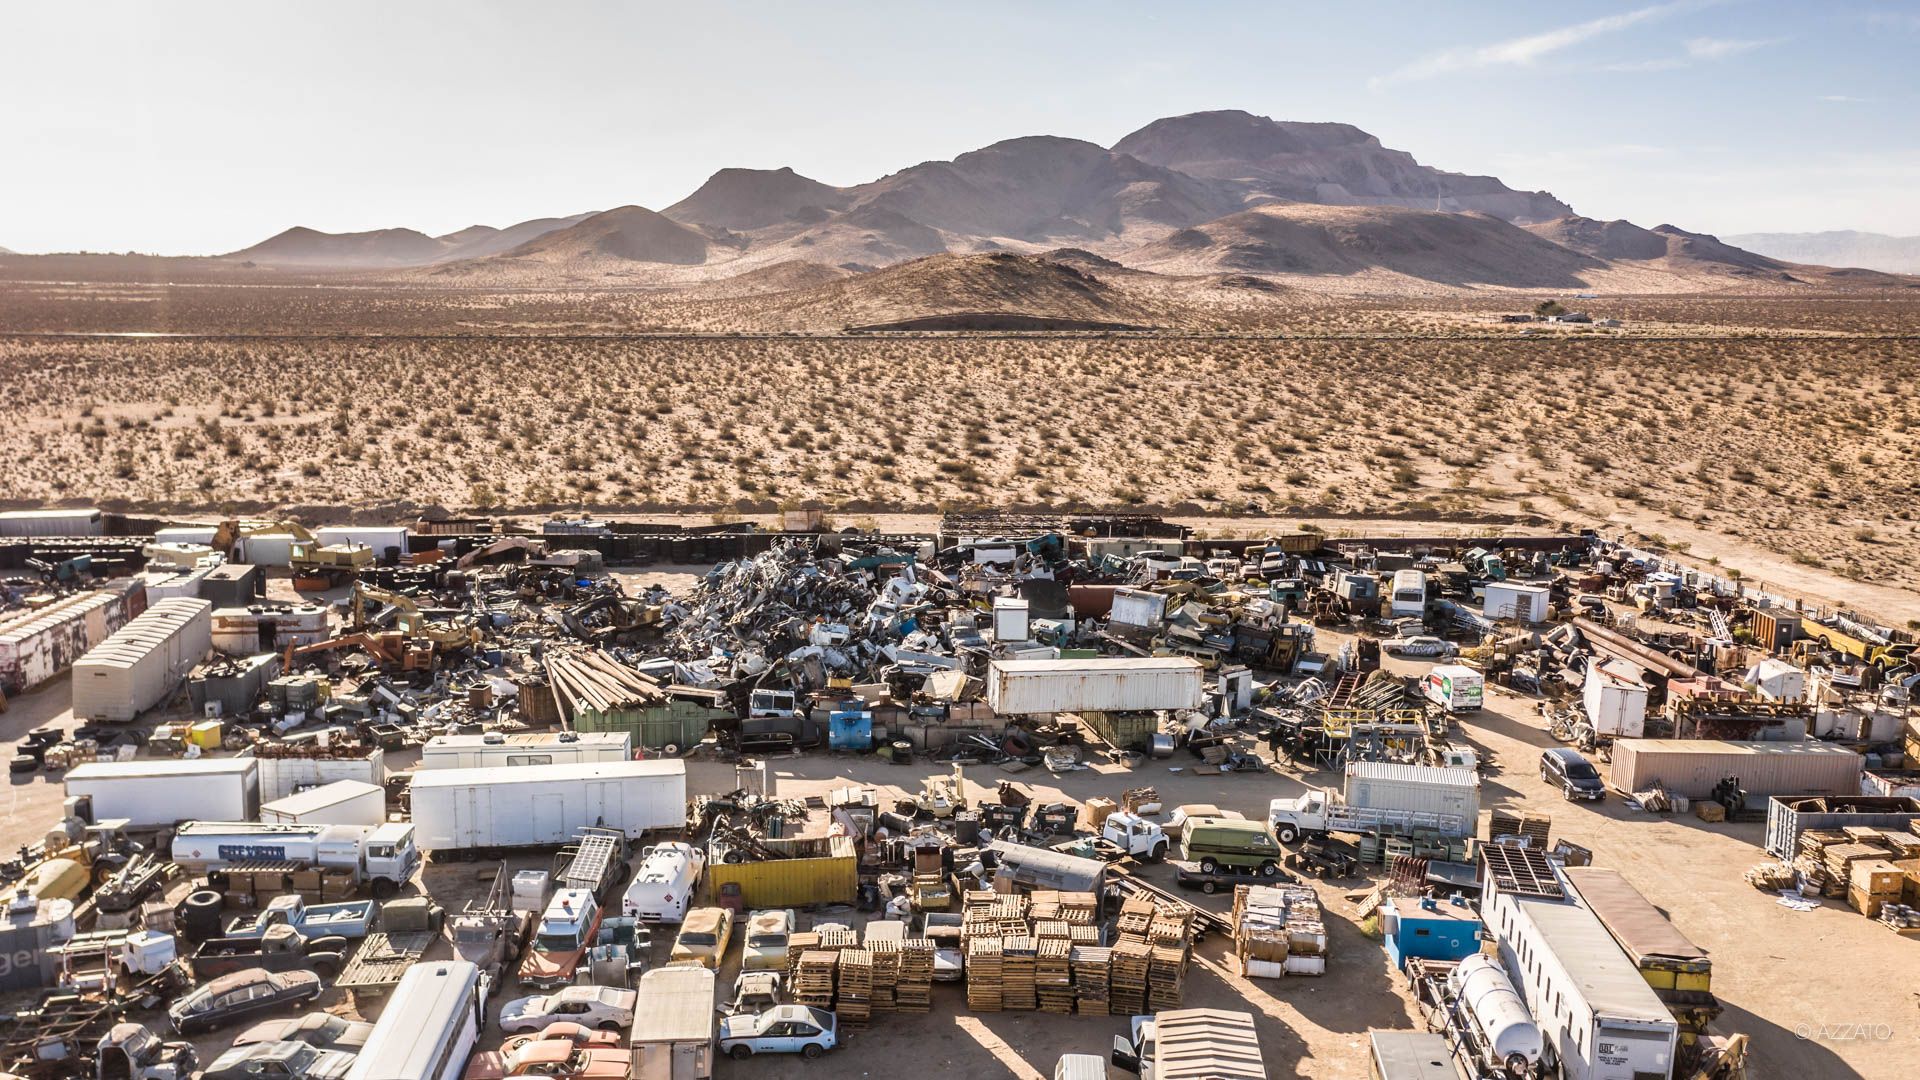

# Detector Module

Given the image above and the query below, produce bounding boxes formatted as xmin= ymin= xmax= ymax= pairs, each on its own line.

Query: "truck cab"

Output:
xmin=357 ymin=824 xmax=418 ymax=897
xmin=1099 ymin=812 xmax=1169 ymax=861
xmin=1268 ymin=792 xmax=1331 ymax=844
xmin=1111 ymin=1014 xmax=1159 ymax=1076
xmin=519 ymin=889 xmax=601 ymax=988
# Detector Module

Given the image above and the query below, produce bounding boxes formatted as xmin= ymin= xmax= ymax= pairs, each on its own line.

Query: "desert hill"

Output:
xmin=229 ymin=225 xmax=451 ymax=268
xmin=732 ymin=251 xmax=1153 ymax=331
xmin=665 ymin=167 xmax=850 ymax=230
xmin=1125 ymin=203 xmax=1599 ymax=287
xmin=1114 ymin=110 xmax=1571 ymax=224
xmin=1723 ymin=230 xmax=1920 ymax=275
xmin=481 ymin=206 xmax=708 ymax=265
xmin=433 ymin=214 xmax=597 ymax=261
xmin=1524 ymin=216 xmax=1671 ymax=261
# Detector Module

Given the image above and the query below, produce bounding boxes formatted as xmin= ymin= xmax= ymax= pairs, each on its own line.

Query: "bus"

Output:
xmin=1390 ymin=569 xmax=1427 ymax=619
xmin=345 ymin=960 xmax=483 ymax=1080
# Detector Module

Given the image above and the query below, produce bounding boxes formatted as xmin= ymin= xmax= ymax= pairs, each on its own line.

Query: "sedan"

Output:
xmin=169 ymin=969 xmax=322 ymax=1036
xmin=1383 ymin=636 xmax=1455 ymax=658
xmin=669 ymin=907 xmax=733 ymax=969
xmin=202 ymin=1041 xmax=354 ymax=1080
xmin=498 ymin=985 xmax=638 ymax=1034
xmin=718 ymin=1004 xmax=838 ymax=1060
xmin=741 ymin=909 xmax=795 ymax=972
xmin=501 ymin=1024 xmax=622 ymax=1055
xmin=463 ymin=1042 xmax=627 ymax=1080
xmin=231 ymin=1014 xmax=375 ymax=1051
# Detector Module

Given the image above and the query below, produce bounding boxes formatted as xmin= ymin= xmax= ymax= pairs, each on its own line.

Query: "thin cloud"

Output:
xmin=1818 ymin=94 xmax=1872 ymax=103
xmin=1598 ymin=58 xmax=1690 ymax=72
xmin=1370 ymin=1 xmax=1691 ymax=89
xmin=1685 ymin=36 xmax=1779 ymax=59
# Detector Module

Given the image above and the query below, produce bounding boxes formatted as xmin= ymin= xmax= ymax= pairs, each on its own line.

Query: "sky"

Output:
xmin=3 ymin=0 xmax=1916 ymax=254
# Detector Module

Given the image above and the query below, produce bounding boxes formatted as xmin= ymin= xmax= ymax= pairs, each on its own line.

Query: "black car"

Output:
xmin=1173 ymin=861 xmax=1286 ymax=895
xmin=1541 ymin=747 xmax=1605 ymax=801
xmin=168 ymin=969 xmax=322 ymax=1035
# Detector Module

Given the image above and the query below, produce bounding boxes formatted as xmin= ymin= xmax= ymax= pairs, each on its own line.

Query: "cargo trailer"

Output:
xmin=1582 ymin=659 xmax=1648 ymax=739
xmin=261 ymin=779 xmax=387 ymax=826
xmin=65 ymin=757 xmax=259 ymax=827
xmin=420 ymin=731 xmax=632 ymax=770
xmin=1482 ymin=582 xmax=1550 ymax=624
xmin=986 ymin=657 xmax=1203 ymax=716
xmin=1610 ymin=739 xmax=1862 ymax=798
xmin=0 ymin=581 xmax=145 ymax=696
xmin=70 ymin=597 xmax=212 ymax=722
xmin=409 ymin=760 xmax=686 ymax=852
xmin=0 ymin=508 xmax=103 ymax=537
xmin=630 ymin=964 xmax=715 ymax=1080
xmin=1561 ymin=866 xmax=1718 ymax=1034
xmin=253 ymin=745 xmax=386 ymax=802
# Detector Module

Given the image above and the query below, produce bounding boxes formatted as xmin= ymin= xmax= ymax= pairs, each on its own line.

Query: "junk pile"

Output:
xmin=1231 ymin=882 xmax=1328 ymax=979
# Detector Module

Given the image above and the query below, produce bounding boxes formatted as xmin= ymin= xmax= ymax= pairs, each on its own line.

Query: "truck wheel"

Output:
xmin=729 ymin=1045 xmax=752 ymax=1061
xmin=371 ymin=878 xmax=398 ymax=899
xmin=312 ymin=958 xmax=339 ymax=979
xmin=1260 ymin=862 xmax=1280 ymax=878
xmin=1276 ymin=825 xmax=1299 ymax=844
xmin=802 ymin=1043 xmax=824 ymax=1059
xmin=1148 ymin=843 xmax=1167 ymax=863
xmin=1199 ymin=858 xmax=1219 ymax=873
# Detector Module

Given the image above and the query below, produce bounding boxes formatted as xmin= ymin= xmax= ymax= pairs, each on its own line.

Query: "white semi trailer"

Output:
xmin=408 ymin=760 xmax=686 ymax=853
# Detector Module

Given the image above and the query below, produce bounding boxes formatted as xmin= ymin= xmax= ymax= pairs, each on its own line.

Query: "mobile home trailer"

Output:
xmin=408 ymin=760 xmax=686 ymax=852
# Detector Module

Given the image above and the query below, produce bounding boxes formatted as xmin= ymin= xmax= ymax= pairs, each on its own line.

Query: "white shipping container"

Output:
xmin=154 ymin=525 xmax=221 ymax=546
xmin=409 ymin=760 xmax=686 ymax=851
xmin=1343 ymin=762 xmax=1482 ymax=822
xmin=985 ymin=657 xmax=1203 ymax=715
xmin=254 ymin=747 xmax=387 ymax=802
xmin=70 ymin=598 xmax=212 ymax=723
xmin=1610 ymin=739 xmax=1863 ymax=798
xmin=315 ymin=526 xmax=409 ymax=560
xmin=65 ymin=757 xmax=259 ymax=827
xmin=1483 ymin=582 xmax=1550 ymax=624
xmin=0 ymin=584 xmax=142 ymax=695
xmin=420 ymin=732 xmax=632 ymax=770
xmin=1582 ymin=659 xmax=1648 ymax=739
xmin=0 ymin=508 xmax=103 ymax=537
xmin=260 ymin=779 xmax=386 ymax=825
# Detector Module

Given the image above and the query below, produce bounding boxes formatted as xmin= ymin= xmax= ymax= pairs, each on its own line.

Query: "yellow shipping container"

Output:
xmin=705 ymin=835 xmax=857 ymax=909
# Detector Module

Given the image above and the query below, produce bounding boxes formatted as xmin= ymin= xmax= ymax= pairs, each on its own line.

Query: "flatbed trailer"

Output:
xmin=334 ymin=929 xmax=438 ymax=1000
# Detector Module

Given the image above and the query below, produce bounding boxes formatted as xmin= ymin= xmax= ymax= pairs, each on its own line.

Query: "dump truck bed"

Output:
xmin=335 ymin=931 xmax=437 ymax=997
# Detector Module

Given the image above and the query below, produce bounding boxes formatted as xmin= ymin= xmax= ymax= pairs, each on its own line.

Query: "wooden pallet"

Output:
xmin=897 ymin=939 xmax=934 ymax=1013
xmin=966 ymin=937 xmax=1003 ymax=1012
xmin=1109 ymin=938 xmax=1151 ymax=1015
xmin=836 ymin=949 xmax=873 ymax=1027
xmin=794 ymin=950 xmax=838 ymax=1008
xmin=1037 ymin=937 xmax=1074 ymax=1014
xmin=1002 ymin=935 xmax=1037 ymax=1011
xmin=1071 ymin=945 xmax=1111 ymax=1015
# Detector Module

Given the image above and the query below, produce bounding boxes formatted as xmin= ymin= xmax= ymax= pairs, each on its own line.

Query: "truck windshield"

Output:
xmin=749 ymin=933 xmax=788 ymax=950
xmin=680 ymin=932 xmax=717 ymax=946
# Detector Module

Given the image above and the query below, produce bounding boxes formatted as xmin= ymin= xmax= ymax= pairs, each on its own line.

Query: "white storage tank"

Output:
xmin=315 ymin=525 xmax=409 ymax=563
xmin=260 ymin=779 xmax=386 ymax=826
xmin=70 ymin=598 xmax=212 ymax=723
xmin=1449 ymin=954 xmax=1543 ymax=1077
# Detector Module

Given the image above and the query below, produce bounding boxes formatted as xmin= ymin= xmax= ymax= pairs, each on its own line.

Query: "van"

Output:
xmin=622 ymin=842 xmax=706 ymax=924
xmin=1177 ymin=817 xmax=1282 ymax=876
xmin=1422 ymin=665 xmax=1483 ymax=712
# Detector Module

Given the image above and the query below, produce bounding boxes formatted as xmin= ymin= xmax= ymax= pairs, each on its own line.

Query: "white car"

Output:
xmin=741 ymin=909 xmax=795 ymax=972
xmin=498 ymin=985 xmax=638 ymax=1034
xmin=718 ymin=1005 xmax=838 ymax=1060
xmin=1383 ymin=635 xmax=1455 ymax=658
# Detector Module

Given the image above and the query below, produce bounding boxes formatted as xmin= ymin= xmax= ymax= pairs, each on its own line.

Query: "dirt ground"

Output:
xmin=5 ymin=625 xmax=1916 ymax=1078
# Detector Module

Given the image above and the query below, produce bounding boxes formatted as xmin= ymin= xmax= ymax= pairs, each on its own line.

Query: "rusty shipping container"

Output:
xmin=1610 ymin=739 xmax=1863 ymax=799
xmin=0 ymin=580 xmax=146 ymax=696
xmin=704 ymin=834 xmax=856 ymax=908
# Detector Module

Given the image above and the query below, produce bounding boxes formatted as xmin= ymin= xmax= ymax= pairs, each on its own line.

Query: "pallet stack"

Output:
xmin=867 ymin=937 xmax=899 ymax=1013
xmin=897 ymin=939 xmax=934 ymax=1013
xmin=836 ymin=949 xmax=873 ymax=1028
xmin=1070 ymin=946 xmax=1110 ymax=1015
xmin=1115 ymin=895 xmax=1157 ymax=938
xmin=1148 ymin=945 xmax=1187 ymax=1010
xmin=1037 ymin=937 xmax=1074 ymax=1014
xmin=1109 ymin=938 xmax=1151 ymax=1015
xmin=1059 ymin=892 xmax=1099 ymax=925
xmin=786 ymin=931 xmax=821 ymax=979
xmin=1488 ymin=808 xmax=1552 ymax=848
xmin=794 ymin=950 xmax=838 ymax=1008
xmin=1001 ymin=935 xmax=1036 ymax=1011
xmin=966 ymin=937 xmax=1003 ymax=1012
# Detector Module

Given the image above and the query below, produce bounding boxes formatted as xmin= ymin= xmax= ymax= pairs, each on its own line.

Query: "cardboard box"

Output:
xmin=1849 ymin=886 xmax=1885 ymax=919
xmin=1850 ymin=859 xmax=1904 ymax=897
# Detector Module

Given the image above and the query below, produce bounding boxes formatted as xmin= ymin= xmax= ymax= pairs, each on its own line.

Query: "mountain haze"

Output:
xmin=1722 ymin=231 xmax=1920 ymax=275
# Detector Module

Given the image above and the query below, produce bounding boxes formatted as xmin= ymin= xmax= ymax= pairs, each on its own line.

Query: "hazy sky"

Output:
xmin=4 ymin=1 xmax=1915 ymax=253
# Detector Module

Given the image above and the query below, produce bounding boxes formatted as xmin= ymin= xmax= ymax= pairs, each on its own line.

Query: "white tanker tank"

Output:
xmin=1448 ymin=954 xmax=1543 ymax=1078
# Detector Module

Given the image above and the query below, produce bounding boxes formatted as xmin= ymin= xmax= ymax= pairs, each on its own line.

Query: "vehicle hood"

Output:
xmin=717 ymin=1015 xmax=753 ymax=1040
xmin=307 ymin=1050 xmax=357 ymax=1080
xmin=498 ymin=995 xmax=550 ymax=1021
xmin=520 ymin=949 xmax=579 ymax=979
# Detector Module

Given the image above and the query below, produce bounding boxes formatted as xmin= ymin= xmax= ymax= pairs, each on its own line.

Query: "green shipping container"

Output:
xmin=571 ymin=698 xmax=732 ymax=751
xmin=705 ymin=835 xmax=857 ymax=908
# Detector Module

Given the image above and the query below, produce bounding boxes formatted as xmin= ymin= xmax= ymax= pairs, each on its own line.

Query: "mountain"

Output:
xmin=665 ymin=167 xmax=850 ymax=230
xmin=1124 ymin=203 xmax=1599 ymax=286
xmin=1524 ymin=216 xmax=1669 ymax=261
xmin=226 ymin=226 xmax=451 ymax=268
xmin=1114 ymin=110 xmax=1571 ymax=224
xmin=734 ymin=251 xmax=1152 ymax=331
xmin=436 ymin=213 xmax=596 ymax=260
xmin=1722 ymin=231 xmax=1920 ymax=275
xmin=474 ymin=206 xmax=710 ymax=266
xmin=0 ymin=245 xmax=12 ymax=255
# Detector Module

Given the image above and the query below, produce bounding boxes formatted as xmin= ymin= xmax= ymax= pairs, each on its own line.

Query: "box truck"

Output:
xmin=65 ymin=757 xmax=259 ymax=828
xmin=170 ymin=820 xmax=419 ymax=897
xmin=1268 ymin=762 xmax=1480 ymax=843
xmin=259 ymin=779 xmax=386 ymax=826
xmin=630 ymin=964 xmax=716 ymax=1080
xmin=1582 ymin=659 xmax=1648 ymax=739
xmin=409 ymin=760 xmax=686 ymax=853
xmin=986 ymin=657 xmax=1203 ymax=715
xmin=1422 ymin=665 xmax=1484 ymax=712
xmin=420 ymin=731 xmax=632 ymax=770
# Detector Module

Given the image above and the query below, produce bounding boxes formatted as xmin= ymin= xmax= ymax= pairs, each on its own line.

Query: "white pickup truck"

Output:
xmin=1099 ymin=812 xmax=1169 ymax=861
xmin=1267 ymin=791 xmax=1471 ymax=844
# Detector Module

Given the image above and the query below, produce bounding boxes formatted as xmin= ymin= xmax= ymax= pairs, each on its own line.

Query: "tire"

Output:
xmin=1201 ymin=881 xmax=1219 ymax=895
xmin=729 ymin=1045 xmax=752 ymax=1061
xmin=370 ymin=878 xmax=398 ymax=899
xmin=9 ymin=754 xmax=37 ymax=774
xmin=1564 ymin=784 xmax=1576 ymax=801
xmin=1199 ymin=858 xmax=1219 ymax=874
xmin=1276 ymin=825 xmax=1299 ymax=844
xmin=1260 ymin=862 xmax=1279 ymax=878
xmin=1147 ymin=843 xmax=1167 ymax=864
xmin=311 ymin=958 xmax=339 ymax=979
xmin=802 ymin=1043 xmax=824 ymax=1059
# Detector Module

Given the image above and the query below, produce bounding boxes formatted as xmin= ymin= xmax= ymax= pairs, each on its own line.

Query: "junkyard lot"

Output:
xmin=5 ymin=650 xmax=1916 ymax=1078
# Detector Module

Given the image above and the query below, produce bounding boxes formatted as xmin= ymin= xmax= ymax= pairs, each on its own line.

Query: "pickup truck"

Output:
xmin=224 ymin=895 xmax=378 ymax=941
xmin=190 ymin=924 xmax=347 ymax=981
xmin=335 ymin=897 xmax=444 ymax=1000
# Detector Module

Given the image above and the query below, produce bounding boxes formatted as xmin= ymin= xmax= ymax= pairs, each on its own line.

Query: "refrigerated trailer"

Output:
xmin=65 ymin=757 xmax=258 ymax=828
xmin=408 ymin=760 xmax=686 ymax=853
xmin=71 ymin=597 xmax=213 ymax=722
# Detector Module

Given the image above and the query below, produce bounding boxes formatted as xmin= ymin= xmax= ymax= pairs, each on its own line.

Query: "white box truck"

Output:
xmin=1268 ymin=762 xmax=1480 ymax=843
xmin=259 ymin=779 xmax=386 ymax=826
xmin=420 ymin=731 xmax=632 ymax=770
xmin=1582 ymin=659 xmax=1648 ymax=739
xmin=171 ymin=820 xmax=419 ymax=897
xmin=1422 ymin=665 xmax=1484 ymax=712
xmin=409 ymin=760 xmax=686 ymax=853
xmin=986 ymin=657 xmax=1203 ymax=715
xmin=65 ymin=757 xmax=258 ymax=828
xmin=631 ymin=964 xmax=716 ymax=1080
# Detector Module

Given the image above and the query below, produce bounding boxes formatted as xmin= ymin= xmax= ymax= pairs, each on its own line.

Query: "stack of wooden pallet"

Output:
xmin=966 ymin=937 xmax=1003 ymax=1012
xmin=794 ymin=950 xmax=837 ymax=1008
xmin=1029 ymin=890 xmax=1062 ymax=922
xmin=1059 ymin=892 xmax=1099 ymax=925
xmin=1070 ymin=946 xmax=1110 ymax=1015
xmin=867 ymin=937 xmax=899 ymax=1013
xmin=1148 ymin=945 xmax=1187 ymax=1010
xmin=786 ymin=931 xmax=821 ymax=980
xmin=1824 ymin=843 xmax=1892 ymax=900
xmin=1147 ymin=908 xmax=1192 ymax=948
xmin=1115 ymin=896 xmax=1157 ymax=938
xmin=1794 ymin=829 xmax=1855 ymax=896
xmin=1110 ymin=938 xmax=1152 ymax=1014
xmin=836 ymin=949 xmax=873 ymax=1028
xmin=1037 ymin=937 xmax=1074 ymax=1014
xmin=1001 ymin=935 xmax=1036 ymax=1011
xmin=1488 ymin=808 xmax=1552 ymax=848
xmin=1068 ymin=924 xmax=1101 ymax=946
xmin=1033 ymin=919 xmax=1069 ymax=943
xmin=817 ymin=927 xmax=859 ymax=953
xmin=896 ymin=939 xmax=934 ymax=1013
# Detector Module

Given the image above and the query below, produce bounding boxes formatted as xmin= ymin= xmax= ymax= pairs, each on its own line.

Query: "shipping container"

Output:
xmin=409 ymin=760 xmax=686 ymax=852
xmin=315 ymin=526 xmax=410 ymax=563
xmin=1750 ymin=658 xmax=1806 ymax=703
xmin=154 ymin=524 xmax=221 ymax=547
xmin=704 ymin=834 xmax=856 ymax=908
xmin=1582 ymin=659 xmax=1648 ymax=739
xmin=985 ymin=656 xmax=1203 ymax=716
xmin=239 ymin=534 xmax=297 ymax=567
xmin=254 ymin=745 xmax=387 ymax=802
xmin=0 ymin=581 xmax=144 ymax=695
xmin=199 ymin=564 xmax=265 ymax=608
xmin=0 ymin=508 xmax=103 ymax=537
xmin=1074 ymin=709 xmax=1159 ymax=752
xmin=630 ymin=965 xmax=715 ymax=1080
xmin=1610 ymin=739 xmax=1863 ymax=798
xmin=65 ymin=757 xmax=259 ymax=827
xmin=566 ymin=693 xmax=733 ymax=752
xmin=421 ymin=732 xmax=632 ymax=770
xmin=260 ymin=779 xmax=387 ymax=826
xmin=1344 ymin=762 xmax=1482 ymax=822
xmin=71 ymin=597 xmax=213 ymax=723
xmin=1483 ymin=582 xmax=1550 ymax=624
xmin=1751 ymin=609 xmax=1800 ymax=653
xmin=1763 ymin=795 xmax=1920 ymax=858
xmin=1561 ymin=867 xmax=1716 ymax=1033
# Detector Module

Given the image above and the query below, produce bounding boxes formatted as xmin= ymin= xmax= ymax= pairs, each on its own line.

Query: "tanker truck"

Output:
xmin=170 ymin=821 xmax=418 ymax=897
xmin=1446 ymin=954 xmax=1543 ymax=1079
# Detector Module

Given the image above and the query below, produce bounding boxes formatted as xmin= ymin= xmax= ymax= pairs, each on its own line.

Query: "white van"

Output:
xmin=622 ymin=842 xmax=706 ymax=924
